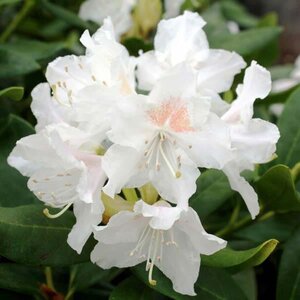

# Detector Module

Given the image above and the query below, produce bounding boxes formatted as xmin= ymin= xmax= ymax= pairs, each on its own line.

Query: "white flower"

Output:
xmin=137 ymin=11 xmax=246 ymax=93
xmin=102 ymin=66 xmax=232 ymax=207
xmin=35 ymin=18 xmax=136 ymax=136
xmin=8 ymin=124 xmax=106 ymax=253
xmin=221 ymin=61 xmax=280 ymax=218
xmin=91 ymin=200 xmax=226 ymax=296
xmin=272 ymin=55 xmax=300 ymax=93
xmin=164 ymin=0 xmax=185 ymax=19
xmin=79 ymin=0 xmax=136 ymax=39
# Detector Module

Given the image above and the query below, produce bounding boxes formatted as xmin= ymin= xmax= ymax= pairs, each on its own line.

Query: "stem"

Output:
xmin=291 ymin=162 xmax=300 ymax=183
xmin=122 ymin=188 xmax=138 ymax=203
xmin=65 ymin=266 xmax=77 ymax=300
xmin=216 ymin=214 xmax=252 ymax=238
xmin=216 ymin=209 xmax=275 ymax=238
xmin=44 ymin=267 xmax=55 ymax=291
xmin=0 ymin=0 xmax=35 ymax=43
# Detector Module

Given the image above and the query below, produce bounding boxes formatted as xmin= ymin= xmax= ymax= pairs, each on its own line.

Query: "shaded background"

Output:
xmin=242 ymin=0 xmax=300 ymax=63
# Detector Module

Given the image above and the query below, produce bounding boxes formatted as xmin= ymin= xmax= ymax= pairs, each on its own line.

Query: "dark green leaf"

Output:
xmin=234 ymin=212 xmax=300 ymax=243
xmin=0 ymin=0 xmax=21 ymax=6
xmin=255 ymin=165 xmax=300 ymax=212
xmin=277 ymin=227 xmax=300 ymax=300
xmin=0 ymin=114 xmax=38 ymax=207
xmin=210 ymin=27 xmax=282 ymax=57
xmin=269 ymin=64 xmax=294 ymax=81
xmin=110 ymin=276 xmax=155 ymax=300
xmin=202 ymin=239 xmax=278 ymax=269
xmin=0 ymin=205 xmax=93 ymax=266
xmin=274 ymin=87 xmax=300 ymax=167
xmin=0 ymin=40 xmax=65 ymax=60
xmin=221 ymin=0 xmax=258 ymax=28
xmin=262 ymin=84 xmax=300 ymax=106
xmin=71 ymin=263 xmax=119 ymax=292
xmin=232 ymin=269 xmax=257 ymax=300
xmin=0 ymin=263 xmax=43 ymax=296
xmin=133 ymin=265 xmax=247 ymax=299
xmin=190 ymin=170 xmax=234 ymax=218
xmin=0 ymin=87 xmax=24 ymax=101
xmin=39 ymin=0 xmax=96 ymax=32
xmin=0 ymin=48 xmax=40 ymax=78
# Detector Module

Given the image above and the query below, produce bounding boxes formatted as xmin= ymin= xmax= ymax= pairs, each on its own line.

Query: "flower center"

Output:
xmin=144 ymin=132 xmax=181 ymax=178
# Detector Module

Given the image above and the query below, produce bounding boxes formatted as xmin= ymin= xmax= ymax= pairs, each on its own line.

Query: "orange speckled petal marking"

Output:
xmin=148 ymin=98 xmax=194 ymax=132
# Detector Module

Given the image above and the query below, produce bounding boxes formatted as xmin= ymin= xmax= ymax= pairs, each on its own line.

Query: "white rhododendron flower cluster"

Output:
xmin=8 ymin=12 xmax=279 ymax=296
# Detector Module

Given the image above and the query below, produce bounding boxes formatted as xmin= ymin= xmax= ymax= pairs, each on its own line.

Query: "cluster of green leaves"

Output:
xmin=0 ymin=0 xmax=299 ymax=299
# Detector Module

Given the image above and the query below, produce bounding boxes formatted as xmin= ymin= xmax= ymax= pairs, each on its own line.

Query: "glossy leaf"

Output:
xmin=71 ymin=263 xmax=120 ymax=292
xmin=255 ymin=165 xmax=300 ymax=212
xmin=133 ymin=265 xmax=247 ymax=299
xmin=202 ymin=239 xmax=278 ymax=269
xmin=277 ymin=227 xmax=300 ymax=300
xmin=110 ymin=276 xmax=155 ymax=300
xmin=0 ymin=87 xmax=24 ymax=101
xmin=0 ymin=48 xmax=40 ymax=78
xmin=0 ymin=114 xmax=38 ymax=207
xmin=0 ymin=263 xmax=43 ymax=296
xmin=232 ymin=269 xmax=257 ymax=300
xmin=0 ymin=205 xmax=93 ymax=266
xmin=234 ymin=212 xmax=300 ymax=243
xmin=0 ymin=40 xmax=65 ymax=60
xmin=39 ymin=0 xmax=96 ymax=31
xmin=190 ymin=170 xmax=234 ymax=218
xmin=274 ymin=87 xmax=300 ymax=167
xmin=221 ymin=0 xmax=258 ymax=28
xmin=210 ymin=27 xmax=282 ymax=57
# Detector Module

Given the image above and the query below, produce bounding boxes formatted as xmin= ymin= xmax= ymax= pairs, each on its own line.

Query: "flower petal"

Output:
xmin=196 ymin=50 xmax=246 ymax=93
xmin=68 ymin=198 xmax=104 ymax=254
xmin=223 ymin=163 xmax=259 ymax=219
xmin=155 ymin=11 xmax=209 ymax=66
xmin=222 ymin=61 xmax=271 ymax=124
xmin=134 ymin=200 xmax=182 ymax=230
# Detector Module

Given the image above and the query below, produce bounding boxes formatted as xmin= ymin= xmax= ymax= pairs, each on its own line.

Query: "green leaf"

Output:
xmin=70 ymin=263 xmax=119 ymax=292
xmin=39 ymin=0 xmax=96 ymax=32
xmin=277 ymin=227 xmax=300 ymax=300
xmin=0 ymin=40 xmax=65 ymax=60
xmin=0 ymin=263 xmax=43 ymax=296
xmin=0 ymin=289 xmax=31 ymax=300
xmin=232 ymin=269 xmax=257 ymax=300
xmin=0 ymin=205 xmax=93 ymax=266
xmin=133 ymin=265 xmax=247 ymax=299
xmin=210 ymin=27 xmax=282 ymax=57
xmin=262 ymin=84 xmax=300 ymax=106
xmin=255 ymin=165 xmax=300 ymax=212
xmin=190 ymin=170 xmax=234 ymax=218
xmin=234 ymin=212 xmax=300 ymax=243
xmin=274 ymin=87 xmax=300 ymax=167
xmin=221 ymin=0 xmax=258 ymax=28
xmin=0 ymin=48 xmax=40 ymax=79
xmin=0 ymin=114 xmax=38 ymax=207
xmin=110 ymin=276 xmax=155 ymax=300
xmin=202 ymin=239 xmax=278 ymax=269
xmin=269 ymin=64 xmax=294 ymax=81
xmin=0 ymin=87 xmax=24 ymax=101
xmin=0 ymin=0 xmax=21 ymax=6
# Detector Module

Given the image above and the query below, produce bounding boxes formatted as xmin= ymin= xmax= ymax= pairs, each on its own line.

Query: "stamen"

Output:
xmin=159 ymin=142 xmax=181 ymax=178
xmin=148 ymin=231 xmax=160 ymax=286
xmin=43 ymin=202 xmax=73 ymax=219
